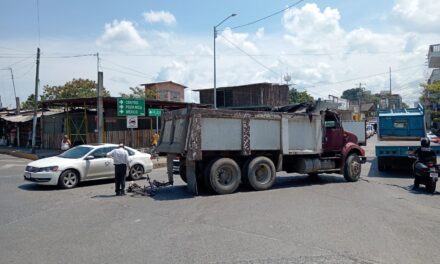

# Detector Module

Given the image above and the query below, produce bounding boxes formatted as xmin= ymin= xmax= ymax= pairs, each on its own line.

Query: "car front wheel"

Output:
xmin=130 ymin=164 xmax=144 ymax=180
xmin=58 ymin=170 xmax=79 ymax=189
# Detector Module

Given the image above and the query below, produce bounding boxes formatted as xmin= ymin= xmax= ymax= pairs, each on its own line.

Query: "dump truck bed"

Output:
xmin=158 ymin=107 xmax=323 ymax=160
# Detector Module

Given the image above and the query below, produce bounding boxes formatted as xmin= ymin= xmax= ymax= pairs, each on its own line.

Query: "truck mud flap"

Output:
xmin=185 ymin=160 xmax=198 ymax=195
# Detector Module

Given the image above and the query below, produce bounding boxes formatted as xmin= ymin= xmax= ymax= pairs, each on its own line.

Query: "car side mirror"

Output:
xmin=85 ymin=155 xmax=95 ymax=160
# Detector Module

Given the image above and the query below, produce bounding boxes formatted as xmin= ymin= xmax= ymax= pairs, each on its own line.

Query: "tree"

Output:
xmin=341 ymin=88 xmax=364 ymax=101
xmin=288 ymin=87 xmax=314 ymax=104
xmin=420 ymin=82 xmax=440 ymax=122
xmin=41 ymin=78 xmax=110 ymax=101
xmin=341 ymin=88 xmax=380 ymax=105
xmin=21 ymin=94 xmax=38 ymax=110
xmin=119 ymin=86 xmax=157 ymax=100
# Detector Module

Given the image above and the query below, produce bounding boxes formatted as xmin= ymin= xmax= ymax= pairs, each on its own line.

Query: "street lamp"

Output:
xmin=214 ymin=13 xmax=237 ymax=109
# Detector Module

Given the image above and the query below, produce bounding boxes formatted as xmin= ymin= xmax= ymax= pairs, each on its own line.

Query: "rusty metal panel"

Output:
xmin=287 ymin=115 xmax=322 ymax=154
xmin=242 ymin=115 xmax=251 ymax=155
xmin=250 ymin=119 xmax=281 ymax=150
xmin=201 ymin=118 xmax=242 ymax=150
xmin=187 ymin=113 xmax=202 ymax=160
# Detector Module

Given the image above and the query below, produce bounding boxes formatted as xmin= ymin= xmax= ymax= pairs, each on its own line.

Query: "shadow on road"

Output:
xmin=18 ymin=178 xmax=117 ymax=191
xmin=270 ymin=174 xmax=346 ymax=190
xmin=366 ymin=157 xmax=413 ymax=178
xmin=18 ymin=183 xmax=59 ymax=191
xmin=140 ymin=174 xmax=346 ymax=201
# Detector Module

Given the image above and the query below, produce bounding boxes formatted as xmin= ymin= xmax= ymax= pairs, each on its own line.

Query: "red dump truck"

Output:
xmin=157 ymin=105 xmax=366 ymax=195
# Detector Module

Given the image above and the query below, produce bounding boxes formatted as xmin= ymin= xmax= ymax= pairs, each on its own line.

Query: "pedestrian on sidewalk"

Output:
xmin=61 ymin=135 xmax=71 ymax=151
xmin=107 ymin=143 xmax=130 ymax=196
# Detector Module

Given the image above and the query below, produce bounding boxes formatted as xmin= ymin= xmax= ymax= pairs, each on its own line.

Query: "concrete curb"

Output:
xmin=0 ymin=150 xmax=38 ymax=160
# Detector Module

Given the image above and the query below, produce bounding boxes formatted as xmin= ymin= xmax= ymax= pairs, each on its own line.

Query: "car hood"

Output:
xmin=28 ymin=156 xmax=78 ymax=168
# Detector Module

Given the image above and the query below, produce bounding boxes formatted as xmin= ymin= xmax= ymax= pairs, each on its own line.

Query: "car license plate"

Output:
xmin=24 ymin=172 xmax=31 ymax=179
xmin=430 ymin=172 xmax=438 ymax=178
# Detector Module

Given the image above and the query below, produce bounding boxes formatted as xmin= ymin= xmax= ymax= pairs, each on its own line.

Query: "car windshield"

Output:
xmin=59 ymin=146 xmax=93 ymax=159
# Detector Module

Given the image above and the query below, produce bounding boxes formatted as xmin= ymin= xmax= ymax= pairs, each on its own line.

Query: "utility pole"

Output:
xmin=213 ymin=13 xmax=237 ymax=109
xmin=355 ymin=82 xmax=366 ymax=121
xmin=31 ymin=48 xmax=40 ymax=153
xmin=8 ymin=68 xmax=19 ymax=113
xmin=97 ymin=71 xmax=104 ymax=143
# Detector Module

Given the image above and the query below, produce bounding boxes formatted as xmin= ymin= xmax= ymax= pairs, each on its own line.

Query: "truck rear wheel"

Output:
xmin=377 ymin=157 xmax=386 ymax=171
xmin=245 ymin=156 xmax=276 ymax=191
xmin=179 ymin=162 xmax=187 ymax=183
xmin=206 ymin=158 xmax=241 ymax=195
xmin=344 ymin=153 xmax=361 ymax=182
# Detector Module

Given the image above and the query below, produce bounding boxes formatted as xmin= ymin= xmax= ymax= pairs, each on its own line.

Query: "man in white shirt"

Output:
xmin=107 ymin=143 xmax=130 ymax=196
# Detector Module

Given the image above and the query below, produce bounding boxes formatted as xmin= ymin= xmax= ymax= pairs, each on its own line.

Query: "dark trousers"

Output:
xmin=114 ymin=164 xmax=127 ymax=194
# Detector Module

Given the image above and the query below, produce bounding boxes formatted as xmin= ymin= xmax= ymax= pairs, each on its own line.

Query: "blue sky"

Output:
xmin=1 ymin=0 xmax=439 ymax=108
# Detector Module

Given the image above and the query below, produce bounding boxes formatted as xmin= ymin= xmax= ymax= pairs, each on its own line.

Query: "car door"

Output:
xmin=84 ymin=147 xmax=116 ymax=179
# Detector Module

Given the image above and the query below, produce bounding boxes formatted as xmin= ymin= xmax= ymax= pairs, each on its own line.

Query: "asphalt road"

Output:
xmin=1 ymin=136 xmax=440 ymax=264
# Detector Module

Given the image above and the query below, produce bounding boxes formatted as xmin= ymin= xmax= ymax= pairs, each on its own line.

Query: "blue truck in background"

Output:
xmin=375 ymin=104 xmax=440 ymax=171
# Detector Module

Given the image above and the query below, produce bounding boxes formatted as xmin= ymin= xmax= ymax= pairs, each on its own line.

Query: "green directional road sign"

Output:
xmin=148 ymin=108 xmax=162 ymax=117
xmin=117 ymin=98 xmax=145 ymax=116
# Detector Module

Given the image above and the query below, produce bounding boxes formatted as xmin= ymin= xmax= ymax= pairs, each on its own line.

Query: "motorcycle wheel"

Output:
xmin=413 ymin=177 xmax=420 ymax=189
xmin=426 ymin=178 xmax=436 ymax=194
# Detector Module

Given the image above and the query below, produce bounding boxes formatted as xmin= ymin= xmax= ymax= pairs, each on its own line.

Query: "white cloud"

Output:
xmin=391 ymin=0 xmax=440 ymax=33
xmin=217 ymin=28 xmax=259 ymax=54
xmin=283 ymin=3 xmax=345 ymax=52
xmin=96 ymin=20 xmax=148 ymax=51
xmin=143 ymin=10 xmax=176 ymax=26
xmin=345 ymin=28 xmax=404 ymax=53
xmin=256 ymin=28 xmax=265 ymax=39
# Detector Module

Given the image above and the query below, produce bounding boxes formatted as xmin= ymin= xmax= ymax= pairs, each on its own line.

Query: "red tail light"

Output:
xmin=427 ymin=162 xmax=435 ymax=167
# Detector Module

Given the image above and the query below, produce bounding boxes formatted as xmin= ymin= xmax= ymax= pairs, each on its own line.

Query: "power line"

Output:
xmin=41 ymin=53 xmax=97 ymax=59
xmin=0 ymin=46 xmax=32 ymax=53
xmin=229 ymin=0 xmax=306 ymax=31
xmin=0 ymin=56 xmax=34 ymax=68
xmin=302 ymin=64 xmax=424 ymax=89
xmin=100 ymin=58 xmax=149 ymax=77
xmin=100 ymin=66 xmax=150 ymax=79
xmin=219 ymin=35 xmax=280 ymax=77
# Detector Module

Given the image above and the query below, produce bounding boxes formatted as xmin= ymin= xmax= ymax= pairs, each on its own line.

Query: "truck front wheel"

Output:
xmin=245 ymin=156 xmax=276 ymax=191
xmin=206 ymin=158 xmax=241 ymax=195
xmin=344 ymin=153 xmax=361 ymax=182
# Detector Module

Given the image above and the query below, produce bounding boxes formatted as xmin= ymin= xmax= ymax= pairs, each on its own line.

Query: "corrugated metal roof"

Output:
xmin=0 ymin=111 xmax=61 ymax=123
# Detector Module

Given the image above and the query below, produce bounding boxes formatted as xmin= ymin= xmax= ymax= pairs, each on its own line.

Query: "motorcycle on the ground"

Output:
xmin=411 ymin=155 xmax=438 ymax=193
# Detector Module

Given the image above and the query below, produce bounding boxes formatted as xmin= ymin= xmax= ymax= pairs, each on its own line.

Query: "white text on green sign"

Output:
xmin=117 ymin=98 xmax=145 ymax=116
xmin=148 ymin=108 xmax=162 ymax=116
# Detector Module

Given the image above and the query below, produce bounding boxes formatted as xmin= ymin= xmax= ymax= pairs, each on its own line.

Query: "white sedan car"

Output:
xmin=24 ymin=144 xmax=153 ymax=189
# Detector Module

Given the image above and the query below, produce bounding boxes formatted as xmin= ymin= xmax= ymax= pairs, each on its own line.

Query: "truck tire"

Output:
xmin=377 ymin=157 xmax=386 ymax=171
xmin=343 ymin=153 xmax=361 ymax=182
xmin=206 ymin=158 xmax=241 ymax=195
xmin=179 ymin=162 xmax=187 ymax=183
xmin=241 ymin=158 xmax=252 ymax=187
xmin=245 ymin=156 xmax=276 ymax=191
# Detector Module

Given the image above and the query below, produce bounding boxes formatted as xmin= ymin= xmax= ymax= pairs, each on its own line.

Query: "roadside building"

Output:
xmin=195 ymin=82 xmax=289 ymax=109
xmin=141 ymin=81 xmax=186 ymax=102
xmin=38 ymin=97 xmax=207 ymax=149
